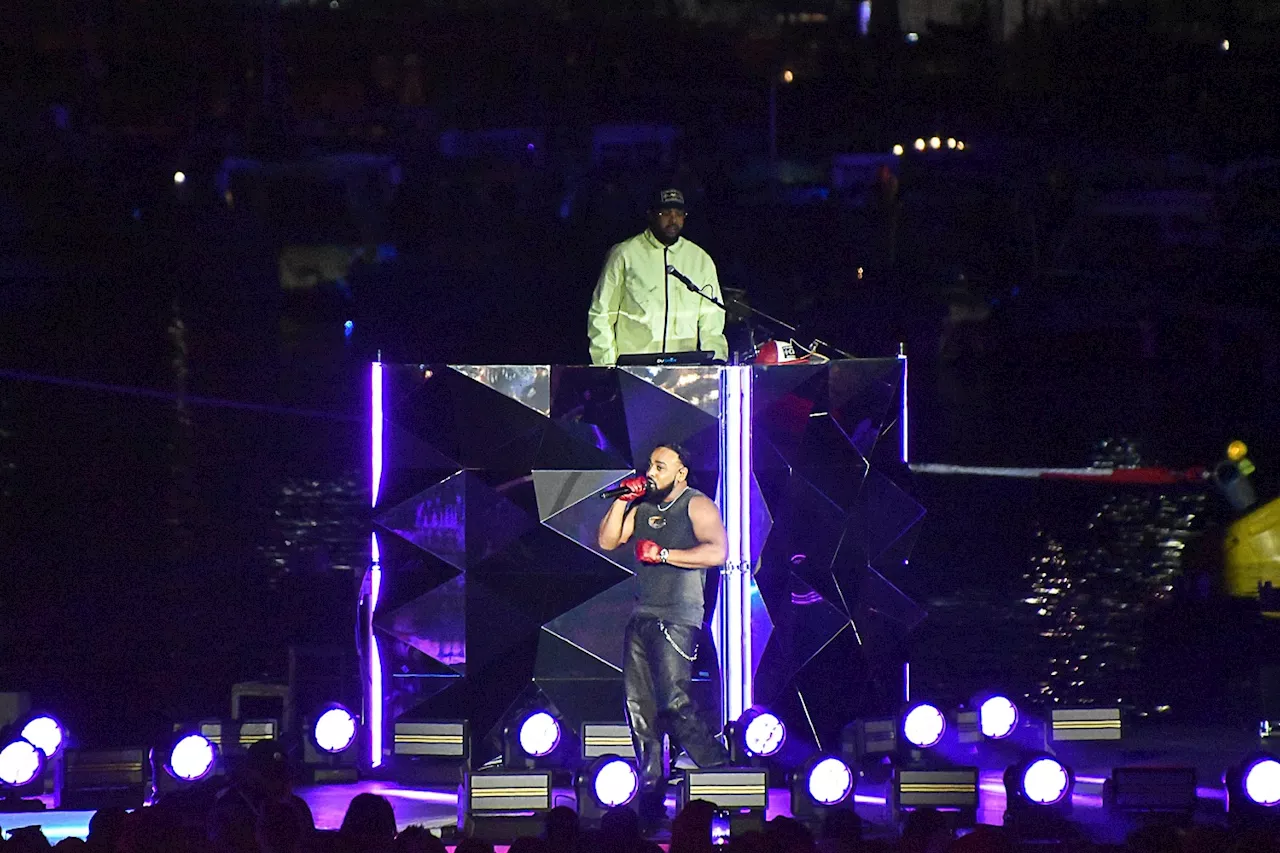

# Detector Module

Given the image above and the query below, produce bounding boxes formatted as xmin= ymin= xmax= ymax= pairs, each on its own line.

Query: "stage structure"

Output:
xmin=361 ymin=361 xmax=923 ymax=770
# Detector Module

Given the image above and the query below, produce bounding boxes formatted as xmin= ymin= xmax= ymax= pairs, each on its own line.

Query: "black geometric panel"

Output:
xmin=373 ymin=361 xmax=921 ymax=761
xmin=618 ymin=369 xmax=720 ymax=486
xmin=828 ymin=357 xmax=903 ymax=460
xmin=549 ymin=368 xmax=632 ymax=467
xmin=376 ymin=574 xmax=467 ymax=673
xmin=541 ymin=576 xmax=640 ymax=673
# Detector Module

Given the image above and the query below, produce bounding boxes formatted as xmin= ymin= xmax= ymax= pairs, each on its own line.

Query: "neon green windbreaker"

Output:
xmin=587 ymin=229 xmax=728 ymax=366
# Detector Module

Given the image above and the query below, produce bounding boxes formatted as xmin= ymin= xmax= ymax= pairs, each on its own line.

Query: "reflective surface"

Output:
xmin=374 ymin=360 xmax=915 ymax=755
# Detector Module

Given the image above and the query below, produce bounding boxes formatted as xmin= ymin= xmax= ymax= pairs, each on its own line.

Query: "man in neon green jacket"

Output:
xmin=588 ymin=188 xmax=729 ymax=366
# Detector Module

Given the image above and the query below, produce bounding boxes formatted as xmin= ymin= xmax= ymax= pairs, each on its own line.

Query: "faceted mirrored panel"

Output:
xmin=377 ymin=574 xmax=467 ymax=673
xmin=464 ymin=577 xmax=547 ymax=674
xmin=618 ymin=370 xmax=720 ymax=486
xmin=549 ymin=367 xmax=632 ymax=466
xmin=541 ymin=576 xmax=641 ymax=673
xmin=533 ymin=469 xmax=635 ymax=522
xmin=450 ymin=365 xmax=551 ymax=416
xmin=376 ymin=472 xmax=468 ymax=571
xmin=759 ymin=472 xmax=848 ymax=589
xmin=855 ymin=565 xmax=928 ymax=637
xmin=621 ymin=365 xmax=722 ymax=417
xmin=751 ymin=364 xmax=828 ymax=417
xmin=827 ymin=358 xmax=902 ymax=459
xmin=789 ymin=626 xmax=872 ymax=745
xmin=372 ymin=360 xmax=920 ymax=758
xmin=751 ymin=573 xmax=852 ymax=706
xmin=860 ymin=468 xmax=926 ymax=566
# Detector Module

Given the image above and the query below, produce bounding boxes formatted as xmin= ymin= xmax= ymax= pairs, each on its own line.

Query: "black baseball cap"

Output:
xmin=651 ymin=187 xmax=686 ymax=211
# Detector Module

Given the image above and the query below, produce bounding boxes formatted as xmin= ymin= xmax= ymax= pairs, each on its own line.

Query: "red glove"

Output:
xmin=635 ymin=539 xmax=665 ymax=564
xmin=617 ymin=475 xmax=648 ymax=503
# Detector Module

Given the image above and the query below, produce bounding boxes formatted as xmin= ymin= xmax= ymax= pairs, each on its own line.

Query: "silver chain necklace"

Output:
xmin=656 ymin=487 xmax=685 ymax=513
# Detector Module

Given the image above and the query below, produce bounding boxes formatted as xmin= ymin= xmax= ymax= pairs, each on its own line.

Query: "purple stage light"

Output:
xmin=314 ymin=706 xmax=358 ymax=754
xmin=1243 ymin=756 xmax=1280 ymax=807
xmin=902 ymin=703 xmax=946 ymax=748
xmin=167 ymin=734 xmax=216 ymax=782
xmin=592 ymin=757 xmax=639 ymax=807
xmin=807 ymin=757 xmax=854 ymax=805
xmin=518 ymin=712 xmax=561 ymax=758
xmin=743 ymin=711 xmax=786 ymax=757
xmin=0 ymin=739 xmax=43 ymax=787
xmin=1022 ymin=757 xmax=1071 ymax=805
xmin=21 ymin=715 xmax=65 ymax=757
xmin=979 ymin=696 xmax=1018 ymax=739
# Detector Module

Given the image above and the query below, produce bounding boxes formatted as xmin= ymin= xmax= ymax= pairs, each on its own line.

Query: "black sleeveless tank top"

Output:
xmin=631 ymin=487 xmax=711 ymax=627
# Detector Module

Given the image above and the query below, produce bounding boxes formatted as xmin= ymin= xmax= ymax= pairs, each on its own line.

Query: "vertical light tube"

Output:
xmin=368 ymin=362 xmax=385 ymax=768
xmin=737 ymin=367 xmax=753 ymax=713
xmin=717 ymin=366 xmax=753 ymax=725
xmin=898 ymin=344 xmax=909 ymax=465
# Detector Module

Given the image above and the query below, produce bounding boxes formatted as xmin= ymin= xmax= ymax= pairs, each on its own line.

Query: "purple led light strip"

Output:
xmin=368 ymin=362 xmax=385 ymax=768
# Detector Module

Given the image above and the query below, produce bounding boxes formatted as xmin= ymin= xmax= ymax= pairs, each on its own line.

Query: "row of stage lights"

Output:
xmin=0 ymin=704 xmax=361 ymax=808
xmin=483 ymin=696 xmax=1280 ymax=836
xmin=9 ymin=697 xmax=1280 ymax=833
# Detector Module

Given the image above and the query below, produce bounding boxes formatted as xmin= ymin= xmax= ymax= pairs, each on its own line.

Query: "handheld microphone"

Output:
xmin=666 ymin=265 xmax=701 ymax=291
xmin=599 ymin=485 xmax=634 ymax=500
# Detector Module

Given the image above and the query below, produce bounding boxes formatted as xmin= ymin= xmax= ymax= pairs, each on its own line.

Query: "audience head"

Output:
xmin=669 ymin=798 xmax=715 ymax=853
xmin=543 ymin=805 xmax=579 ymax=851
xmin=339 ymin=793 xmax=397 ymax=847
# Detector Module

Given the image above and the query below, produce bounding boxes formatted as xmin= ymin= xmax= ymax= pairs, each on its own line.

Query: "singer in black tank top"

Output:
xmin=594 ymin=443 xmax=731 ymax=828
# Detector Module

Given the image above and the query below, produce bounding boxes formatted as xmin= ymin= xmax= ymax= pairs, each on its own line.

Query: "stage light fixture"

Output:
xmin=1244 ymin=757 xmax=1280 ymax=806
xmin=60 ymin=748 xmax=149 ymax=810
xmin=573 ymin=755 xmax=640 ymax=829
xmin=728 ymin=708 xmax=786 ymax=764
xmin=979 ymin=696 xmax=1018 ymax=739
xmin=902 ymin=703 xmax=946 ymax=749
xmin=313 ymin=706 xmax=358 ymax=754
xmin=743 ymin=710 xmax=786 ymax=757
xmin=806 ymin=756 xmax=855 ymax=805
xmin=580 ymin=722 xmax=631 ymax=760
xmin=519 ymin=712 xmax=560 ymax=758
xmin=1050 ymin=707 xmax=1121 ymax=741
xmin=1103 ymin=766 xmax=1196 ymax=818
xmin=1226 ymin=752 xmax=1280 ymax=826
xmin=841 ymin=717 xmax=897 ymax=762
xmin=1005 ymin=753 xmax=1073 ymax=811
xmin=300 ymin=704 xmax=361 ymax=784
xmin=392 ymin=719 xmax=469 ymax=786
xmin=0 ymin=738 xmax=44 ymax=788
xmin=20 ymin=715 xmax=66 ymax=759
xmin=236 ymin=719 xmax=279 ymax=750
xmin=1003 ymin=753 xmax=1074 ymax=840
xmin=790 ymin=754 xmax=856 ymax=831
xmin=681 ymin=767 xmax=768 ymax=837
xmin=504 ymin=710 xmax=568 ymax=768
xmin=894 ymin=766 xmax=979 ymax=828
xmin=462 ymin=768 xmax=553 ymax=841
xmin=167 ymin=733 xmax=217 ymax=782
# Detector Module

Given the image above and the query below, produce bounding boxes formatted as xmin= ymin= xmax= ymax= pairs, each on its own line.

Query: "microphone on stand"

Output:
xmin=666 ymin=265 xmax=701 ymax=292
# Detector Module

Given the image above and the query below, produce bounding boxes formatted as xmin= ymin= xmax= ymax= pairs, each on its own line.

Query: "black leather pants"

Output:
xmin=622 ymin=614 xmax=729 ymax=802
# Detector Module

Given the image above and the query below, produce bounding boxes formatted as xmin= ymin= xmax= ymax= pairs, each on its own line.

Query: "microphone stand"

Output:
xmin=667 ymin=266 xmax=856 ymax=361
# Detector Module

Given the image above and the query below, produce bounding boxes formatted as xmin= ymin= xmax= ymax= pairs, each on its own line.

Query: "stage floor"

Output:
xmin=1 ymin=722 xmax=1263 ymax=848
